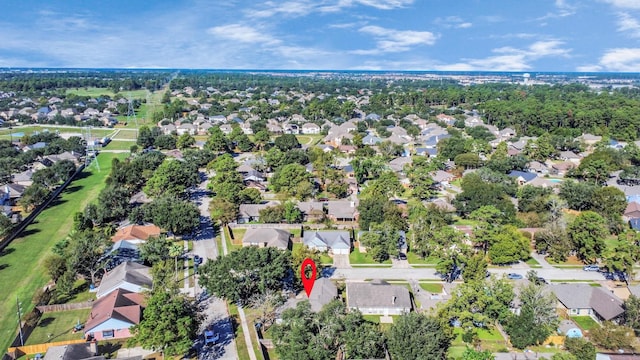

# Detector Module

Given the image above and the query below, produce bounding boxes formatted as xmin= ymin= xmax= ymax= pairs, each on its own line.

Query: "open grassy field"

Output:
xmin=102 ymin=140 xmax=135 ymax=151
xmin=65 ymin=88 xmax=149 ymax=99
xmin=0 ymin=126 xmax=113 ymax=141
xmin=25 ymin=308 xmax=90 ymax=345
xmin=0 ymin=152 xmax=126 ymax=353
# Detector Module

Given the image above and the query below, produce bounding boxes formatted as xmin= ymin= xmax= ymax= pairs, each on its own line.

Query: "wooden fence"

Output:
xmin=36 ymin=300 xmax=93 ymax=313
xmin=7 ymin=339 xmax=86 ymax=359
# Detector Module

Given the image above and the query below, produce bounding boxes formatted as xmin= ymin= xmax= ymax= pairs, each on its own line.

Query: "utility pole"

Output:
xmin=16 ymin=296 xmax=23 ymax=346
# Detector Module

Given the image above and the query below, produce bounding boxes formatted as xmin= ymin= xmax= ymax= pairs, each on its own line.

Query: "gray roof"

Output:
xmin=326 ymin=200 xmax=357 ymax=219
xmin=303 ymin=230 xmax=350 ymax=250
xmin=309 ymin=278 xmax=338 ymax=312
xmin=347 ymin=280 xmax=412 ymax=310
xmin=629 ymin=285 xmax=640 ymax=298
xmin=551 ymin=284 xmax=624 ymax=321
xmin=44 ymin=343 xmax=105 ymax=360
xmin=239 ymin=201 xmax=279 ymax=218
xmin=242 ymin=228 xmax=290 ymax=249
xmin=297 ymin=201 xmax=324 ymax=214
xmin=96 ymin=261 xmax=152 ymax=298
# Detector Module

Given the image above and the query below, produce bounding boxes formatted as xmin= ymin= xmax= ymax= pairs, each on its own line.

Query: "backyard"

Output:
xmin=25 ymin=308 xmax=90 ymax=345
xmin=0 ymin=152 xmax=126 ymax=353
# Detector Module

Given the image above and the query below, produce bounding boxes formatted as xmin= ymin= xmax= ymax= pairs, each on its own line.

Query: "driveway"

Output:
xmin=332 ymin=254 xmax=351 ymax=269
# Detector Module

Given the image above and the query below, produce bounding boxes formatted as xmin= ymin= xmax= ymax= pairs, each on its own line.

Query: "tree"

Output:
xmin=505 ymin=280 xmax=558 ymax=348
xmin=624 ymin=295 xmax=640 ymax=335
xmin=19 ymin=183 xmax=51 ymax=211
xmin=270 ymin=163 xmax=313 ymax=199
xmin=65 ymin=230 xmax=111 ymax=285
xmin=461 ymin=348 xmax=494 ymax=360
xmin=199 ymin=246 xmax=291 ymax=305
xmin=274 ymin=134 xmax=300 ymax=151
xmin=291 ymin=245 xmax=322 ymax=285
xmin=129 ymin=289 xmax=197 ymax=356
xmin=144 ymin=159 xmax=199 ymax=197
xmin=143 ymin=195 xmax=200 ymax=235
xmin=44 ymin=254 xmax=67 ymax=283
xmin=154 ymin=134 xmax=177 ymax=150
xmin=564 ymin=337 xmax=595 ymax=360
xmin=139 ymin=235 xmax=172 ymax=264
xmin=209 ymin=198 xmax=239 ymax=225
xmin=487 ymin=225 xmax=530 ymax=265
xmin=137 ymin=125 xmax=156 ymax=148
xmin=253 ymin=130 xmax=271 ymax=151
xmin=592 ymin=186 xmax=627 ymax=232
xmin=590 ymin=321 xmax=635 ymax=351
xmin=568 ymin=211 xmax=607 ymax=263
xmin=0 ymin=213 xmax=14 ymax=238
xmin=169 ymin=243 xmax=183 ymax=279
xmin=462 ymin=254 xmax=488 ymax=283
xmin=559 ymin=180 xmax=596 ymax=211
xmin=283 ymin=201 xmax=303 ymax=224
xmin=176 ymin=132 xmax=195 ymax=150
xmin=205 ymin=126 xmax=230 ymax=153
xmin=95 ymin=185 xmax=131 ymax=223
xmin=387 ymin=312 xmax=452 ymax=360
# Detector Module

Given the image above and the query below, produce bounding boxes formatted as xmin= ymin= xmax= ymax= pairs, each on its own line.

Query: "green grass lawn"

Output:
xmin=525 ymin=257 xmax=541 ymax=267
xmin=419 ymin=282 xmax=443 ymax=293
xmin=571 ymin=316 xmax=600 ymax=331
xmin=65 ymin=87 xmax=149 ymax=99
xmin=25 ymin=308 xmax=90 ymax=345
xmin=228 ymin=303 xmax=251 ymax=360
xmin=349 ymin=248 xmax=392 ymax=265
xmin=101 ymin=140 xmax=135 ymax=151
xmin=406 ymin=251 xmax=438 ymax=265
xmin=228 ymin=228 xmax=247 ymax=245
xmin=450 ymin=327 xmax=507 ymax=356
xmin=109 ymin=129 xmax=139 ymax=140
xmin=0 ymin=152 xmax=126 ymax=353
xmin=0 ymin=126 xmax=113 ymax=141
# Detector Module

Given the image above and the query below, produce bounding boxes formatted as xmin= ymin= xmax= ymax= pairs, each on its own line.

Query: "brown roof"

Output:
xmin=85 ymin=289 xmax=144 ymax=332
xmin=625 ymin=202 xmax=640 ymax=217
xmin=111 ymin=224 xmax=161 ymax=243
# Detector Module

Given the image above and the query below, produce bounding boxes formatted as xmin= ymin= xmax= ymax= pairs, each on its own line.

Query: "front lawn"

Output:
xmin=407 ymin=251 xmax=438 ymax=265
xmin=0 ymin=153 xmax=125 ymax=353
xmin=419 ymin=283 xmax=443 ymax=293
xmin=571 ymin=316 xmax=600 ymax=331
xmin=292 ymin=243 xmax=332 ymax=265
xmin=25 ymin=308 xmax=90 ymax=345
xmin=349 ymin=248 xmax=392 ymax=265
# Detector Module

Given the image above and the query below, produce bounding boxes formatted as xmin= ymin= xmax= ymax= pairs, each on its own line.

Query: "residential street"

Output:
xmin=188 ymin=174 xmax=238 ymax=360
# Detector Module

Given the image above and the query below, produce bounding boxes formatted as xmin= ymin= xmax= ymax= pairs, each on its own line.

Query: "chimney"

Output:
xmin=392 ymin=296 xmax=396 ymax=305
xmin=90 ymin=340 xmax=97 ymax=355
xmin=350 ymin=201 xmax=354 ymax=208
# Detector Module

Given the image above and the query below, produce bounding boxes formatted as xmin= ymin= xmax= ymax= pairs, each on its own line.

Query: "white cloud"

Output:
xmin=436 ymin=40 xmax=570 ymax=71
xmin=244 ymin=1 xmax=312 ymax=18
xmin=352 ymin=25 xmax=437 ymax=54
xmin=603 ymin=0 xmax=640 ymax=9
xmin=207 ymin=24 xmax=281 ymax=45
xmin=617 ymin=12 xmax=640 ymax=37
xmin=580 ymin=48 xmax=640 ymax=72
xmin=536 ymin=0 xmax=577 ymax=21
xmin=434 ymin=16 xmax=473 ymax=29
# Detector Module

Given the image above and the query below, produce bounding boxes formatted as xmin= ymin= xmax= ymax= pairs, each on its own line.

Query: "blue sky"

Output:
xmin=1 ymin=0 xmax=640 ymax=71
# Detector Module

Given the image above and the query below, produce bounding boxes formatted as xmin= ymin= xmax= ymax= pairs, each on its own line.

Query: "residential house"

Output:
xmin=110 ymin=224 xmax=162 ymax=251
xmin=1 ymin=183 xmax=25 ymax=206
xmin=388 ymin=157 xmax=412 ymax=174
xmin=346 ymin=280 xmax=412 ymax=316
xmin=177 ymin=123 xmax=196 ymax=135
xmin=242 ymin=228 xmax=291 ymax=250
xmin=431 ymin=170 xmax=455 ymax=187
xmin=12 ymin=169 xmax=34 ymax=186
xmin=96 ymin=261 xmax=152 ymax=298
xmin=436 ymin=114 xmax=456 ymax=126
xmin=559 ymin=151 xmax=582 ymax=163
xmin=551 ymin=284 xmax=624 ymax=323
xmin=527 ymin=161 xmax=549 ymax=174
xmin=297 ymin=201 xmax=325 ymax=222
xmin=326 ymin=200 xmax=358 ymax=222
xmin=308 ymin=278 xmax=338 ymax=312
xmin=499 ymin=127 xmax=517 ymax=140
xmin=219 ymin=124 xmax=233 ymax=135
xmin=550 ymin=162 xmax=577 ymax=176
xmin=237 ymin=201 xmax=280 ymax=223
xmin=161 ymin=123 xmax=177 ymax=135
xmin=362 ymin=133 xmax=382 ymax=146
xmin=303 ymin=230 xmax=351 ymax=254
xmin=624 ymin=202 xmax=640 ymax=221
xmin=84 ymin=289 xmax=144 ymax=341
xmin=508 ymin=170 xmax=538 ymax=186
xmin=42 ymin=342 xmax=101 ymax=360
xmin=283 ymin=123 xmax=299 ymax=134
xmin=301 ymin=123 xmax=321 ymax=135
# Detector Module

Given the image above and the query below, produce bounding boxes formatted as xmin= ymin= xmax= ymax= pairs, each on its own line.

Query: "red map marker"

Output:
xmin=301 ymin=258 xmax=317 ymax=297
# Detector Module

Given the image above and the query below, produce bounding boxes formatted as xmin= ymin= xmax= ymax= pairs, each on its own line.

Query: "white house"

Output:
xmin=96 ymin=262 xmax=152 ymax=298
xmin=303 ymin=230 xmax=351 ymax=255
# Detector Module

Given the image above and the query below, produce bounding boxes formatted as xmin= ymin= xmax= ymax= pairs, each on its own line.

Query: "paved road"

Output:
xmin=330 ymin=266 xmax=605 ymax=282
xmin=188 ymin=174 xmax=238 ymax=360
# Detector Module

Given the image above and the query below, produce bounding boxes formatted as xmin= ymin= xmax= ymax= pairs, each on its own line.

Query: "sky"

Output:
xmin=1 ymin=0 xmax=640 ymax=72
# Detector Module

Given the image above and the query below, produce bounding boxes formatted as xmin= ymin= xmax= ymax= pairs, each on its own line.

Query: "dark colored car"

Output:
xmin=194 ymin=255 xmax=203 ymax=265
xmin=398 ymin=253 xmax=407 ymax=260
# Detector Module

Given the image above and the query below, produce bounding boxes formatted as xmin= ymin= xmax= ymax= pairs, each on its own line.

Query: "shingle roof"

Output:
xmin=346 ymin=280 xmax=411 ymax=310
xmin=309 ymin=278 xmax=338 ymax=312
xmin=508 ymin=170 xmax=538 ymax=182
xmin=326 ymin=201 xmax=357 ymax=219
xmin=96 ymin=261 xmax=152 ymax=298
xmin=111 ymin=224 xmax=161 ymax=243
xmin=551 ymin=284 xmax=624 ymax=321
xmin=85 ymin=289 xmax=144 ymax=333
xmin=242 ymin=228 xmax=290 ymax=249
xmin=303 ymin=230 xmax=350 ymax=250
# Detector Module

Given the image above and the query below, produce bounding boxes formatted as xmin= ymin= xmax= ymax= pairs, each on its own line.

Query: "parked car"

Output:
xmin=194 ymin=255 xmax=203 ymax=265
xmin=398 ymin=253 xmax=407 ymax=260
xmin=583 ymin=265 xmax=600 ymax=271
xmin=204 ymin=329 xmax=219 ymax=345
xmin=534 ymin=276 xmax=548 ymax=285
xmin=507 ymin=273 xmax=523 ymax=280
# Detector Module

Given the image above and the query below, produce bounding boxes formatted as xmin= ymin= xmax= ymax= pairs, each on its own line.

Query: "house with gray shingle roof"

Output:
xmin=346 ymin=280 xmax=412 ymax=315
xmin=237 ymin=201 xmax=280 ymax=223
xmin=551 ymin=283 xmax=624 ymax=323
xmin=303 ymin=230 xmax=351 ymax=254
xmin=96 ymin=261 xmax=152 ymax=298
xmin=309 ymin=278 xmax=338 ymax=312
xmin=242 ymin=228 xmax=291 ymax=250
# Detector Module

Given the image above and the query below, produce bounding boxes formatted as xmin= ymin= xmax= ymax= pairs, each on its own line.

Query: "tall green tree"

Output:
xmin=567 ymin=211 xmax=607 ymax=263
xmin=387 ymin=312 xmax=452 ymax=360
xmin=129 ymin=289 xmax=197 ymax=356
